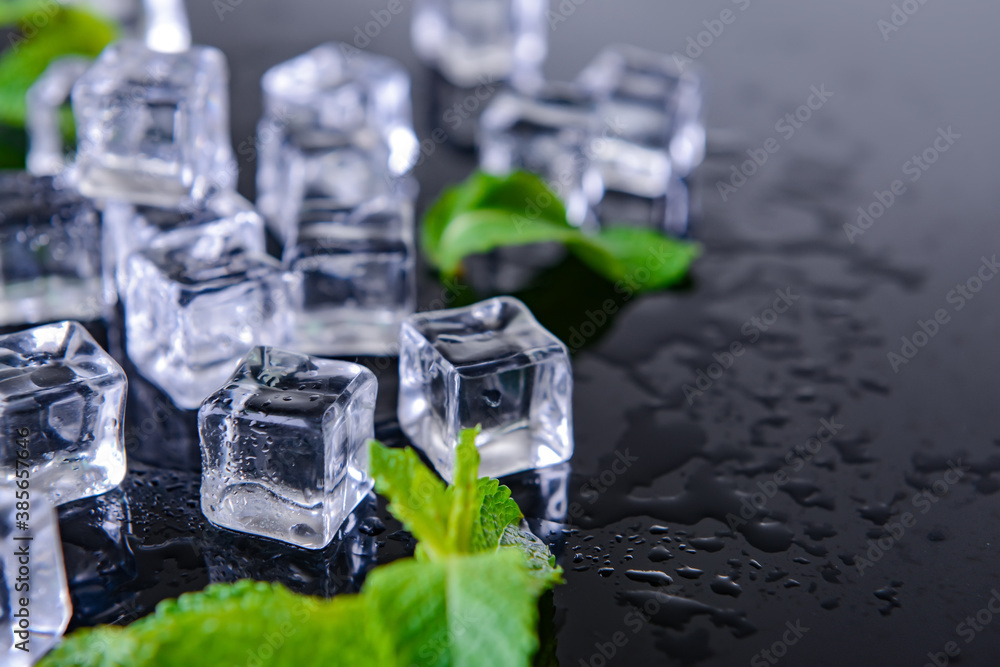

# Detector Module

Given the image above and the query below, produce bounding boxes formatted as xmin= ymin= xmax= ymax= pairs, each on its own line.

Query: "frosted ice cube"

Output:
xmin=398 ymin=296 xmax=573 ymax=480
xmin=0 ymin=321 xmax=126 ymax=506
xmin=124 ymin=245 xmax=287 ymax=410
xmin=0 ymin=483 xmax=72 ymax=665
xmin=284 ymin=187 xmax=416 ymax=357
xmin=199 ymin=347 xmax=377 ymax=549
xmin=412 ymin=0 xmax=548 ymax=88
xmin=577 ymin=44 xmax=705 ymax=181
xmin=479 ymin=83 xmax=602 ymax=226
xmin=0 ymin=174 xmax=106 ymax=326
xmin=72 ymin=40 xmax=235 ymax=206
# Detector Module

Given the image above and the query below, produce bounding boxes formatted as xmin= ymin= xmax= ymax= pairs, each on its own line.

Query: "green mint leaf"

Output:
xmin=370 ymin=428 xmax=524 ymax=557
xmin=466 ymin=170 xmax=569 ymax=227
xmin=474 ymin=478 xmax=523 ymax=552
xmin=435 ymin=209 xmax=580 ymax=274
xmin=444 ymin=425 xmax=483 ymax=553
xmin=44 ymin=554 xmax=543 ymax=667
xmin=366 ymin=551 xmax=540 ymax=667
xmin=499 ymin=524 xmax=564 ymax=592
xmin=0 ymin=7 xmax=117 ymax=130
xmin=369 ymin=441 xmax=453 ymax=560
xmin=422 ymin=170 xmax=699 ymax=293
xmin=422 ymin=170 xmax=569 ymax=267
xmin=46 ymin=429 xmax=562 ymax=667
xmin=0 ymin=0 xmax=53 ymax=25
xmin=569 ymin=226 xmax=701 ymax=291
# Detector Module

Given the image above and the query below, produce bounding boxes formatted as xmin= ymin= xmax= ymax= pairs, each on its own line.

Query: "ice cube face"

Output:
xmin=412 ymin=0 xmax=548 ymax=87
xmin=104 ymin=190 xmax=266 ymax=300
xmin=199 ymin=347 xmax=377 ymax=549
xmin=284 ymin=190 xmax=416 ymax=357
xmin=0 ymin=322 xmax=126 ymax=506
xmin=594 ymin=175 xmax=691 ymax=237
xmin=257 ymin=43 xmax=417 ymax=234
xmin=261 ymin=135 xmax=395 ymax=241
xmin=72 ymin=41 xmax=235 ymax=206
xmin=398 ymin=297 xmax=573 ymax=481
xmin=0 ymin=174 xmax=106 ymax=326
xmin=479 ymin=84 xmax=601 ymax=226
xmin=577 ymin=44 xmax=705 ymax=182
xmin=124 ymin=246 xmax=287 ymax=410
xmin=0 ymin=483 xmax=71 ymax=665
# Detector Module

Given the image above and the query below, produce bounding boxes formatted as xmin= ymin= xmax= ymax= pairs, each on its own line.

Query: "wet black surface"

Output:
xmin=52 ymin=1 xmax=1000 ymax=665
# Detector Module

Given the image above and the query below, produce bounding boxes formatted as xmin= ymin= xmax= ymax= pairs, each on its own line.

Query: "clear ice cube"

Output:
xmin=26 ymin=57 xmax=91 ymax=177
xmin=479 ymin=83 xmax=601 ymax=226
xmin=577 ymin=44 xmax=705 ymax=181
xmin=0 ymin=321 xmax=127 ymax=506
xmin=398 ymin=296 xmax=573 ymax=480
xmin=0 ymin=174 xmax=106 ymax=326
xmin=0 ymin=483 xmax=72 ymax=665
xmin=257 ymin=43 xmax=417 ymax=235
xmin=284 ymin=186 xmax=416 ymax=357
xmin=199 ymin=347 xmax=377 ymax=549
xmin=411 ymin=0 xmax=548 ymax=88
xmin=202 ymin=494 xmax=378 ymax=595
xmin=124 ymin=245 xmax=287 ymax=410
xmin=72 ymin=40 xmax=235 ymax=206
xmin=594 ymin=174 xmax=691 ymax=237
xmin=104 ymin=190 xmax=266 ymax=300
xmin=58 ymin=490 xmax=137 ymax=623
xmin=261 ymin=135 xmax=395 ymax=242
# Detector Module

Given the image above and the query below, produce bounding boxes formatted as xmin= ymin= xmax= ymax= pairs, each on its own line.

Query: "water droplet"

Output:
xmin=625 ymin=569 xmax=673 ymax=586
xmin=710 ymin=575 xmax=742 ymax=598
xmin=676 ymin=566 xmax=703 ymax=580
xmin=482 ymin=389 xmax=502 ymax=408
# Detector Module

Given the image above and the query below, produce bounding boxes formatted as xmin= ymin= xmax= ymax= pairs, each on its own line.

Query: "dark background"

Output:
xmin=60 ymin=1 xmax=1000 ymax=666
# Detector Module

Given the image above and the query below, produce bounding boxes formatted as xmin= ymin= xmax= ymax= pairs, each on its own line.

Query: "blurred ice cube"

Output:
xmin=412 ymin=0 xmax=547 ymax=88
xmin=72 ymin=41 xmax=235 ymax=206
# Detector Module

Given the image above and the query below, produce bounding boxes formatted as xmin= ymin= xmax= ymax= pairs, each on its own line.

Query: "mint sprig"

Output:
xmin=422 ymin=170 xmax=700 ymax=293
xmin=42 ymin=428 xmax=561 ymax=667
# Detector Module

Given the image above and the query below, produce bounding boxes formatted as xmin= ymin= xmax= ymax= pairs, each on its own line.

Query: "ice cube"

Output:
xmin=26 ymin=57 xmax=91 ymax=177
xmin=257 ymin=43 xmax=417 ymax=235
xmin=0 ymin=321 xmax=126 ymax=506
xmin=104 ymin=190 xmax=266 ymax=301
xmin=57 ymin=490 xmax=137 ymax=624
xmin=199 ymin=347 xmax=377 ymax=549
xmin=284 ymin=186 xmax=416 ymax=357
xmin=0 ymin=483 xmax=72 ymax=665
xmin=479 ymin=83 xmax=602 ymax=226
xmin=0 ymin=174 xmax=106 ymax=326
xmin=398 ymin=296 xmax=573 ymax=480
xmin=202 ymin=493 xmax=378 ymax=595
xmin=577 ymin=44 xmax=705 ymax=180
xmin=72 ymin=40 xmax=235 ymax=206
xmin=411 ymin=0 xmax=548 ymax=88
xmin=124 ymin=245 xmax=287 ymax=410
xmin=593 ymin=174 xmax=691 ymax=237
xmin=261 ymin=135 xmax=395 ymax=242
